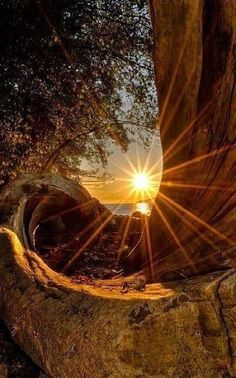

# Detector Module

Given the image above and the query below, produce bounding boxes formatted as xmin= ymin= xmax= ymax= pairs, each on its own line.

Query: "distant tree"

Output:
xmin=0 ymin=0 xmax=157 ymax=185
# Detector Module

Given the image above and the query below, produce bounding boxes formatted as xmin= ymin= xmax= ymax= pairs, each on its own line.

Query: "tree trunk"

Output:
xmin=0 ymin=174 xmax=236 ymax=377
xmin=146 ymin=0 xmax=236 ymax=281
xmin=0 ymin=2 xmax=236 ymax=377
xmin=0 ymin=174 xmax=101 ymax=253
xmin=1 ymin=227 xmax=236 ymax=377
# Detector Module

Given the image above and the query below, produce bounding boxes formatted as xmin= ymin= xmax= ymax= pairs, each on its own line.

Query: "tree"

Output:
xmin=0 ymin=0 xmax=157 ymax=186
xmin=146 ymin=0 xmax=236 ymax=281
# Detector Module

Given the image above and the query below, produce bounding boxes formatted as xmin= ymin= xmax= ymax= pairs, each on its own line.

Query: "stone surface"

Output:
xmin=0 ymin=227 xmax=236 ymax=377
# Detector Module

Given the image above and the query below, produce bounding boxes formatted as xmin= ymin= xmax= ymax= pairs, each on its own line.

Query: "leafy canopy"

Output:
xmin=0 ymin=0 xmax=157 ymax=185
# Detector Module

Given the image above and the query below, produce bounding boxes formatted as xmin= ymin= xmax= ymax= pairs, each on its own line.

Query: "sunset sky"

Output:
xmin=82 ymin=132 xmax=162 ymax=204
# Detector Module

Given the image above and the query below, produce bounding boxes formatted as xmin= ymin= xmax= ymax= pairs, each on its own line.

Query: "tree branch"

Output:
xmin=40 ymin=124 xmax=105 ymax=173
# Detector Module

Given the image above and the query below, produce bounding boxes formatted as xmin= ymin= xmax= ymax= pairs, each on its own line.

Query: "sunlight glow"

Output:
xmin=133 ymin=173 xmax=150 ymax=190
xmin=136 ymin=202 xmax=150 ymax=215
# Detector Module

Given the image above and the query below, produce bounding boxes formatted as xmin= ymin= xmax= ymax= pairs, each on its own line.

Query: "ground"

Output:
xmin=35 ymin=212 xmax=144 ymax=281
xmin=0 ymin=322 xmax=46 ymax=378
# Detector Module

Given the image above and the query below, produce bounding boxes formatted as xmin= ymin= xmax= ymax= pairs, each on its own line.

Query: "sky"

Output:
xmin=81 ymin=131 xmax=162 ymax=204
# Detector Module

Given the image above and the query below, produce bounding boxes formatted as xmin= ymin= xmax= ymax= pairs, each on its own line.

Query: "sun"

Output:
xmin=133 ymin=173 xmax=150 ymax=190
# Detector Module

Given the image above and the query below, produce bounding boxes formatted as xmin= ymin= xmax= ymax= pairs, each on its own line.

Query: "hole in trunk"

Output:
xmin=23 ymin=189 xmax=145 ymax=283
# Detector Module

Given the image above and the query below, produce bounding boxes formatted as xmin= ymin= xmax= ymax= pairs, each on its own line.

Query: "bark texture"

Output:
xmin=1 ymin=228 xmax=236 ymax=377
xmin=0 ymin=174 xmax=100 ymax=253
xmin=0 ymin=175 xmax=236 ymax=377
xmin=147 ymin=0 xmax=236 ymax=281
xmin=0 ymin=2 xmax=236 ymax=377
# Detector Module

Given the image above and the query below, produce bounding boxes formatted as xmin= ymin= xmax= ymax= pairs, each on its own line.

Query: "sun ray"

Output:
xmin=110 ymin=155 xmax=137 ymax=178
xmin=158 ymin=33 xmax=189 ymax=138
xmin=144 ymin=136 xmax=158 ymax=173
xmin=116 ymin=190 xmax=140 ymax=265
xmin=158 ymin=193 xmax=221 ymax=263
xmin=61 ymin=212 xmax=115 ymax=273
xmin=123 ymin=151 xmax=138 ymax=173
xmin=135 ymin=143 xmax=142 ymax=173
xmin=147 ymin=101 xmax=214 ymax=179
xmin=161 ymin=144 xmax=233 ymax=177
xmin=143 ymin=215 xmax=155 ymax=281
xmin=160 ymin=62 xmax=198 ymax=141
xmin=163 ymin=101 xmax=213 ymax=162
xmin=152 ymin=201 xmax=197 ymax=271
xmin=116 ymin=215 xmax=133 ymax=265
xmin=158 ymin=191 xmax=236 ymax=246
xmin=161 ymin=181 xmax=235 ymax=192
xmin=61 ymin=191 xmax=135 ymax=273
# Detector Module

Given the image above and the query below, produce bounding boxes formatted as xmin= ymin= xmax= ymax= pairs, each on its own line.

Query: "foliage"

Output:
xmin=0 ymin=0 xmax=157 ymax=185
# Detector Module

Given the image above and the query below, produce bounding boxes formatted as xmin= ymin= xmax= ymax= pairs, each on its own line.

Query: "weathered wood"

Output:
xmin=0 ymin=2 xmax=236 ymax=377
xmin=0 ymin=174 xmax=100 ymax=254
xmin=1 ymin=227 xmax=236 ymax=377
xmin=146 ymin=0 xmax=236 ymax=281
xmin=0 ymin=174 xmax=235 ymax=376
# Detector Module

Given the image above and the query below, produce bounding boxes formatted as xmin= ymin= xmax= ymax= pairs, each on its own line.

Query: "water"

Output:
xmin=105 ymin=202 xmax=152 ymax=216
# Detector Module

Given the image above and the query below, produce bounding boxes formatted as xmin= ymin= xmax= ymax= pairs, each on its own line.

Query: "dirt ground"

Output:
xmin=36 ymin=213 xmax=145 ymax=281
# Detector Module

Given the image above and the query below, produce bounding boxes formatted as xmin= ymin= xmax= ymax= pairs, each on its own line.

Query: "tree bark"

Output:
xmin=0 ymin=2 xmax=236 ymax=377
xmin=1 ymin=227 xmax=236 ymax=377
xmin=0 ymin=174 xmax=100 ymax=253
xmin=146 ymin=0 xmax=236 ymax=281
xmin=0 ymin=175 xmax=236 ymax=377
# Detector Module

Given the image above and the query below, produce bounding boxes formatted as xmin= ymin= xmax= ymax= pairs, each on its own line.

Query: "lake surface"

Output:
xmin=105 ymin=202 xmax=152 ymax=216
